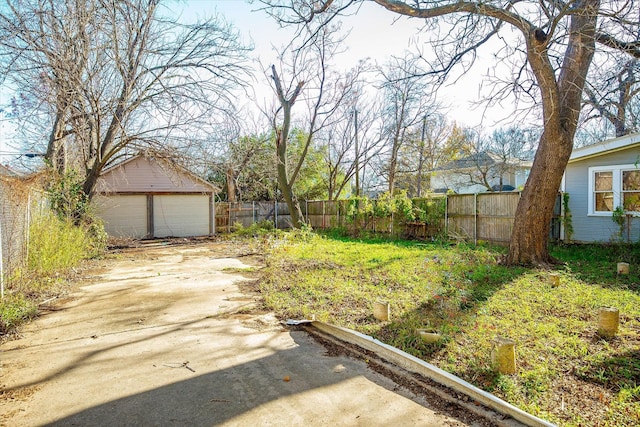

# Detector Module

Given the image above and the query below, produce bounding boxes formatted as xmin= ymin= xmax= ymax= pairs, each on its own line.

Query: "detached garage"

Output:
xmin=94 ymin=154 xmax=219 ymax=239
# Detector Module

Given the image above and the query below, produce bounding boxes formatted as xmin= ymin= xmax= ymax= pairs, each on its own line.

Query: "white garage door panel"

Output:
xmin=95 ymin=195 xmax=147 ymax=238
xmin=154 ymin=195 xmax=210 ymax=238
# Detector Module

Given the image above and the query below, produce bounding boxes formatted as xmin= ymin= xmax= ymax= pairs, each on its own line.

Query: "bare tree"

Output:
xmin=0 ymin=0 xmax=251 ymax=201
xmin=488 ymin=127 xmax=537 ymax=190
xmin=450 ymin=127 xmax=536 ymax=192
xmin=187 ymin=112 xmax=279 ymax=202
xmin=260 ymin=0 xmax=640 ymax=265
xmin=216 ymin=133 xmax=277 ymax=202
xmin=378 ymin=53 xmax=434 ymax=194
xmin=309 ymin=64 xmax=386 ymax=200
xmin=396 ymin=113 xmax=452 ymax=197
xmin=583 ymin=56 xmax=640 ymax=137
xmin=268 ymin=22 xmax=363 ymax=226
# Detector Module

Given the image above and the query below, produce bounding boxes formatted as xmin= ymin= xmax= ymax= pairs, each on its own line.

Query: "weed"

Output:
xmin=0 ymin=294 xmax=38 ymax=335
xmin=1 ymin=209 xmax=105 ymax=337
xmin=28 ymin=211 xmax=93 ymax=275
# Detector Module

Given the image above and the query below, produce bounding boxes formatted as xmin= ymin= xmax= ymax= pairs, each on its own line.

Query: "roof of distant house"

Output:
xmin=434 ymin=151 xmax=532 ymax=172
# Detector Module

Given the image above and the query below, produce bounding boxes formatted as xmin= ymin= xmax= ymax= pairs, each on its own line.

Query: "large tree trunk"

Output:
xmin=506 ymin=129 xmax=572 ymax=265
xmin=83 ymin=163 xmax=102 ymax=201
xmin=271 ymin=65 xmax=305 ymax=228
xmin=276 ymin=132 xmax=304 ymax=228
xmin=226 ymin=166 xmax=237 ymax=202
xmin=46 ymin=108 xmax=68 ymax=174
xmin=506 ymin=0 xmax=598 ymax=265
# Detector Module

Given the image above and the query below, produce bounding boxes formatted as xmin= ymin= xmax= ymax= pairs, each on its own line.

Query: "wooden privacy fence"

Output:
xmin=216 ymin=199 xmax=443 ymax=239
xmin=215 ymin=192 xmax=563 ymax=245
xmin=446 ymin=192 xmax=562 ymax=244
xmin=447 ymin=193 xmax=520 ymax=244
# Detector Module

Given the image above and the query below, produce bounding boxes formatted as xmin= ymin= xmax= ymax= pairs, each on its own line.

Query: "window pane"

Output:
xmin=623 ymin=192 xmax=640 ymax=211
xmin=623 ymin=170 xmax=640 ymax=191
xmin=595 ymin=192 xmax=614 ymax=211
xmin=595 ymin=171 xmax=613 ymax=191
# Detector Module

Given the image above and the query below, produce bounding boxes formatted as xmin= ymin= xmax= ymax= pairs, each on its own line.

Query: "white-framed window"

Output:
xmin=588 ymin=165 xmax=640 ymax=215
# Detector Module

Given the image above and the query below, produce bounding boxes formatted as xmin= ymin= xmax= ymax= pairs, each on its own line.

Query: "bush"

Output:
xmin=27 ymin=211 xmax=95 ymax=276
xmin=47 ymin=169 xmax=90 ymax=222
xmin=0 ymin=294 xmax=38 ymax=336
xmin=1 ymin=210 xmax=106 ymax=337
xmin=232 ymin=220 xmax=279 ymax=237
xmin=345 ymin=196 xmax=374 ymax=223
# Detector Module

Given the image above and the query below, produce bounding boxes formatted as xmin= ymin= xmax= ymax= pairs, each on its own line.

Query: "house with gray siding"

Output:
xmin=430 ymin=152 xmax=531 ymax=194
xmin=563 ymin=132 xmax=640 ymax=242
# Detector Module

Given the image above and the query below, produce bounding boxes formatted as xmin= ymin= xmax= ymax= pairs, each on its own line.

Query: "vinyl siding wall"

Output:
xmin=565 ymin=146 xmax=640 ymax=242
xmin=96 ymin=156 xmax=212 ymax=193
xmin=431 ymin=168 xmax=525 ymax=194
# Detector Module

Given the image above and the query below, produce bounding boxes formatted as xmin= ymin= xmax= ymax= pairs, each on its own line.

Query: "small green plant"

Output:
xmin=612 ymin=205 xmax=626 ymax=241
xmin=27 ymin=211 xmax=94 ymax=276
xmin=411 ymin=196 xmax=446 ymax=238
xmin=0 ymin=294 xmax=38 ymax=335
xmin=392 ymin=191 xmax=415 ymax=222
xmin=562 ymin=192 xmax=574 ymax=242
xmin=345 ymin=196 xmax=374 ymax=223
xmin=232 ymin=220 xmax=279 ymax=237
xmin=287 ymin=222 xmax=315 ymax=242
xmin=373 ymin=191 xmax=397 ymax=218
xmin=47 ymin=168 xmax=90 ymax=222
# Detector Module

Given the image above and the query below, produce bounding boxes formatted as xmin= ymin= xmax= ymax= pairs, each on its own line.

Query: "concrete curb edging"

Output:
xmin=310 ymin=321 xmax=556 ymax=427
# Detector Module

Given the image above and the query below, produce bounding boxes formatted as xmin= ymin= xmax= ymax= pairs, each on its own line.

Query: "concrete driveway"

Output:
xmin=1 ymin=242 xmax=475 ymax=426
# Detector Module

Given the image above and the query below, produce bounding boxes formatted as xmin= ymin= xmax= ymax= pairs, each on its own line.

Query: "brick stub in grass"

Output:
xmin=598 ymin=307 xmax=620 ymax=337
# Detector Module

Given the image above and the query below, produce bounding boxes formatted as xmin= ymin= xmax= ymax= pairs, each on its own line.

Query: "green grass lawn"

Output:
xmin=258 ymin=232 xmax=640 ymax=426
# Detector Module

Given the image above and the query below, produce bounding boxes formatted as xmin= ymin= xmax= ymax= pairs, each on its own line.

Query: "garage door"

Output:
xmin=95 ymin=195 xmax=148 ymax=238
xmin=153 ymin=195 xmax=211 ymax=238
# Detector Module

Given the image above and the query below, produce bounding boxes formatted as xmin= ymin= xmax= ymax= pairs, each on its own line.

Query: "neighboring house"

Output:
xmin=430 ymin=152 xmax=531 ymax=194
xmin=94 ymin=154 xmax=219 ymax=239
xmin=563 ymin=132 xmax=640 ymax=243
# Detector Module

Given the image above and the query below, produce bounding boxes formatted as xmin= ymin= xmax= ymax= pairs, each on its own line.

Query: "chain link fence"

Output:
xmin=1 ymin=176 xmax=46 ymax=296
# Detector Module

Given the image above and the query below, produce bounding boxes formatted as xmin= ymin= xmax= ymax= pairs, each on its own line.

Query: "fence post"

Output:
xmin=322 ymin=200 xmax=326 ymax=229
xmin=0 ymin=211 xmax=4 ymax=299
xmin=444 ymin=195 xmax=449 ymax=238
xmin=275 ymin=200 xmax=278 ymax=229
xmin=253 ymin=201 xmax=256 ymax=223
xmin=474 ymin=193 xmax=478 ymax=245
